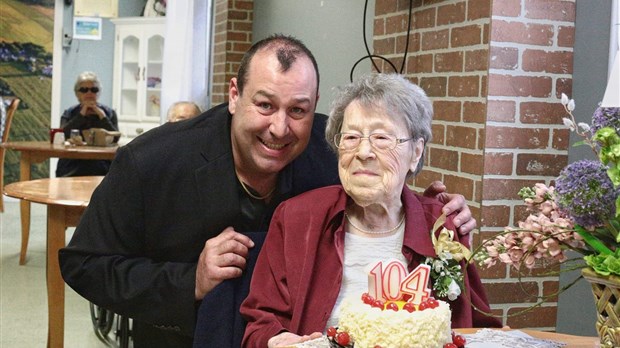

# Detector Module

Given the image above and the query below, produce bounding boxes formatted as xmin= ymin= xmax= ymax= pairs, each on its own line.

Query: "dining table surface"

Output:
xmin=1 ymin=140 xmax=118 ymax=162
xmin=1 ymin=140 xmax=118 ymax=264
xmin=4 ymin=176 xmax=105 ymax=348
xmin=455 ymin=328 xmax=599 ymax=347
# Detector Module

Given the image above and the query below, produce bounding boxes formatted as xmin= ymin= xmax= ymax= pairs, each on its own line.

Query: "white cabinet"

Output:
xmin=111 ymin=17 xmax=165 ymax=144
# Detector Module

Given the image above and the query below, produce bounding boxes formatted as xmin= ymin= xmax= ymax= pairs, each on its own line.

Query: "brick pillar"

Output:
xmin=482 ymin=0 xmax=574 ymax=329
xmin=374 ymin=0 xmax=575 ymax=329
xmin=210 ymin=0 xmax=254 ymax=106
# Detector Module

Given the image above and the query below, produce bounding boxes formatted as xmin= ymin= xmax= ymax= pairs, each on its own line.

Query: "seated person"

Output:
xmin=167 ymin=101 xmax=201 ymax=122
xmin=240 ymin=73 xmax=500 ymax=347
xmin=56 ymin=71 xmax=118 ymax=177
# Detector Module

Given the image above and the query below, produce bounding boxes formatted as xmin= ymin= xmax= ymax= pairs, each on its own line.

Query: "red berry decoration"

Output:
xmin=452 ymin=334 xmax=466 ymax=347
xmin=372 ymin=299 xmax=385 ymax=310
xmin=336 ymin=331 xmax=351 ymax=346
xmin=427 ymin=298 xmax=439 ymax=309
xmin=403 ymin=302 xmax=416 ymax=313
xmin=443 ymin=344 xmax=458 ymax=348
xmin=326 ymin=326 xmax=337 ymax=338
xmin=418 ymin=301 xmax=429 ymax=311
xmin=386 ymin=302 xmax=399 ymax=311
xmin=362 ymin=293 xmax=374 ymax=305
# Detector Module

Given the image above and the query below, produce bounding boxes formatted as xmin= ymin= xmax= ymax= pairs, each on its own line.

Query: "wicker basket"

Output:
xmin=582 ymin=267 xmax=620 ymax=348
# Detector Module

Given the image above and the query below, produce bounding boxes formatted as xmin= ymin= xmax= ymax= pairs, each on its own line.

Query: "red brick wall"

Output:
xmin=375 ymin=0 xmax=575 ymax=329
xmin=374 ymin=0 xmax=490 ymax=218
xmin=210 ymin=0 xmax=254 ymax=106
xmin=483 ymin=0 xmax=574 ymax=329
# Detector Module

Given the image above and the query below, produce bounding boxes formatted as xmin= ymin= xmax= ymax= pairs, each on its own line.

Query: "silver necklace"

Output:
xmin=345 ymin=213 xmax=405 ymax=235
xmin=235 ymin=172 xmax=275 ymax=200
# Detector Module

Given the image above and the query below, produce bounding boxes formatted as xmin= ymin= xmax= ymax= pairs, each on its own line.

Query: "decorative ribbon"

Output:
xmin=431 ymin=212 xmax=471 ymax=262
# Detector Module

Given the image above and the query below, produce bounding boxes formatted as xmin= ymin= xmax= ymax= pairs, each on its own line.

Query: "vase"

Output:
xmin=582 ymin=267 xmax=620 ymax=347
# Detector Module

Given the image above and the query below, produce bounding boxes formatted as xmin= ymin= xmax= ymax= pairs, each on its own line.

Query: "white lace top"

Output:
xmin=325 ymin=224 xmax=407 ymax=330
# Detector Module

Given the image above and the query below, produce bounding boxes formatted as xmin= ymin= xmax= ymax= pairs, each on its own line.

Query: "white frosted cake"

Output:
xmin=336 ymin=296 xmax=452 ymax=348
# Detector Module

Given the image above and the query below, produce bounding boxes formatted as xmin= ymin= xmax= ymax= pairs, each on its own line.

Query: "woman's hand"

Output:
xmin=423 ymin=181 xmax=476 ymax=238
xmin=80 ymin=101 xmax=106 ymax=119
xmin=267 ymin=331 xmax=323 ymax=348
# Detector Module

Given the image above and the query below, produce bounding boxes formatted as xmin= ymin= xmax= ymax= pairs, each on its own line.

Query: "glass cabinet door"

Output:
xmin=144 ymin=34 xmax=164 ymax=119
xmin=119 ymin=35 xmax=139 ymax=119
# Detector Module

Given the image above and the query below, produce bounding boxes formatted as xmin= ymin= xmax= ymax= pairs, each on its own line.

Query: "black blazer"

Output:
xmin=59 ymin=103 xmax=339 ymax=347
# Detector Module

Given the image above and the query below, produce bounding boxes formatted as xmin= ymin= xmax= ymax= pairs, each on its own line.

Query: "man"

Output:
xmin=59 ymin=35 xmax=475 ymax=347
xmin=167 ymin=101 xmax=201 ymax=122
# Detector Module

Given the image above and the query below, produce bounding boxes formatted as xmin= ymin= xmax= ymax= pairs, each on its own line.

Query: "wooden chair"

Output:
xmin=0 ymin=98 xmax=20 ymax=212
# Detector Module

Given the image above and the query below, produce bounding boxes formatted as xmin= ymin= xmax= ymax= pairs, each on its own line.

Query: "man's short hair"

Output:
xmin=236 ymin=34 xmax=320 ymax=96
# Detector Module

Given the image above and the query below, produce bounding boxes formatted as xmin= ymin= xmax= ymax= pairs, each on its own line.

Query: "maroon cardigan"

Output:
xmin=241 ymin=185 xmax=500 ymax=347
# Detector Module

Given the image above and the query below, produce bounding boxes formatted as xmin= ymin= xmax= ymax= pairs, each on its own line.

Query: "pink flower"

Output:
xmin=499 ymin=253 xmax=512 ymax=264
xmin=524 ymin=254 xmax=537 ymax=268
xmin=543 ymin=239 xmax=562 ymax=257
xmin=540 ymin=201 xmax=555 ymax=215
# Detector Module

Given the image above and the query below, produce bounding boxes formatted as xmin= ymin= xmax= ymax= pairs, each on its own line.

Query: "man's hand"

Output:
xmin=423 ymin=181 xmax=476 ymax=237
xmin=194 ymin=227 xmax=255 ymax=300
xmin=268 ymin=331 xmax=323 ymax=348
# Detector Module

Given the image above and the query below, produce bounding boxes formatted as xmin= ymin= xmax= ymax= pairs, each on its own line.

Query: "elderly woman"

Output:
xmin=240 ymin=73 xmax=500 ymax=347
xmin=56 ymin=71 xmax=119 ymax=177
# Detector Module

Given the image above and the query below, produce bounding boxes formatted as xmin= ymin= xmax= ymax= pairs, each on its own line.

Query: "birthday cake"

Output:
xmin=335 ymin=294 xmax=453 ymax=348
xmin=291 ymin=260 xmax=466 ymax=348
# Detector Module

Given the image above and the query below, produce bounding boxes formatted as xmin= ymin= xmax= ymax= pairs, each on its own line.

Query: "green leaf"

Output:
xmin=575 ymin=224 xmax=614 ymax=255
xmin=518 ymin=186 xmax=535 ymax=200
xmin=610 ymin=216 xmax=620 ymax=231
xmin=608 ymin=165 xmax=620 ymax=187
xmin=606 ymin=256 xmax=620 ymax=276
xmin=571 ymin=140 xmax=588 ymax=148
xmin=585 ymin=254 xmax=611 ymax=275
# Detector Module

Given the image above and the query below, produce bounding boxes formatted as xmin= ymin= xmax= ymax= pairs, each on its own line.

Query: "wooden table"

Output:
xmin=456 ymin=328 xmax=599 ymax=347
xmin=1 ymin=141 xmax=117 ymax=264
xmin=4 ymin=176 xmax=104 ymax=348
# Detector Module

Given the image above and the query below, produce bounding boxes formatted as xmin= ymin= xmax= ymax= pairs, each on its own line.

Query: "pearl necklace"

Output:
xmin=345 ymin=213 xmax=405 ymax=235
xmin=236 ymin=172 xmax=275 ymax=200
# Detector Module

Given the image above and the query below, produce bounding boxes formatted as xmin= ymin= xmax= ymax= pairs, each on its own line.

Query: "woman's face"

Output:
xmin=337 ymin=100 xmax=424 ymax=208
xmin=76 ymin=81 xmax=100 ymax=104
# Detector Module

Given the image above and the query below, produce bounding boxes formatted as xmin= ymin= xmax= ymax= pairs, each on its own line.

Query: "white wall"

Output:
xmin=253 ymin=0 xmax=376 ymax=115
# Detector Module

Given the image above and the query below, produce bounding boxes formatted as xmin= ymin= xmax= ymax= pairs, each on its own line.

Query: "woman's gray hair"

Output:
xmin=325 ymin=73 xmax=433 ymax=176
xmin=74 ymin=71 xmax=101 ymax=92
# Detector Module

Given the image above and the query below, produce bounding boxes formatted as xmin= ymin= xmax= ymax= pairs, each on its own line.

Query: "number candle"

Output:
xmin=367 ymin=259 xmax=431 ymax=305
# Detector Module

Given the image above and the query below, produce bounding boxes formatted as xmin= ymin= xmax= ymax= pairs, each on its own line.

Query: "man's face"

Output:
xmin=228 ymin=49 xmax=318 ymax=178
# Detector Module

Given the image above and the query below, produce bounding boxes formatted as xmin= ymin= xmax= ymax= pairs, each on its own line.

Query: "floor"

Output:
xmin=0 ymin=199 xmax=123 ymax=347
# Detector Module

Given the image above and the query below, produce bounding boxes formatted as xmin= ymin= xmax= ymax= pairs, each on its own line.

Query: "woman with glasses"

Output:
xmin=56 ymin=71 xmax=119 ymax=177
xmin=240 ymin=73 xmax=500 ymax=347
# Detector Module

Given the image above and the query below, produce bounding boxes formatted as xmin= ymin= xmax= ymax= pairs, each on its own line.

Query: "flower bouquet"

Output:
xmin=474 ymin=95 xmax=620 ymax=276
xmin=472 ymin=95 xmax=620 ymax=345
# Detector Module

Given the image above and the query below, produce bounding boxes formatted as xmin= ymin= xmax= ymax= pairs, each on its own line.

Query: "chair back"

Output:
xmin=1 ymin=98 xmax=20 ymax=212
xmin=2 ymin=99 xmax=20 ymax=143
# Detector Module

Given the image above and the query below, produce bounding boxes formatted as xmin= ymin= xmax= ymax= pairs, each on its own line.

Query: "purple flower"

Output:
xmin=591 ymin=107 xmax=620 ymax=135
xmin=555 ymin=159 xmax=620 ymax=228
